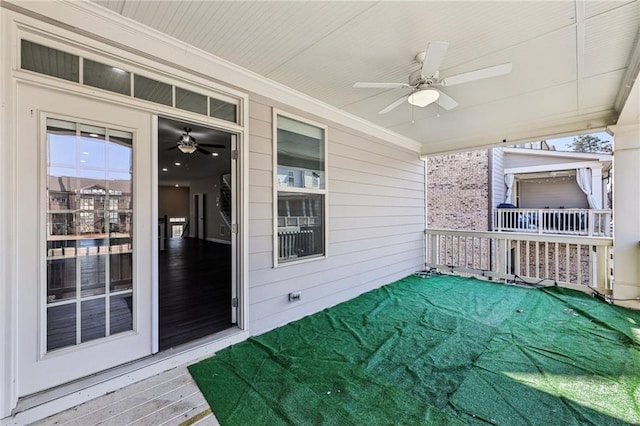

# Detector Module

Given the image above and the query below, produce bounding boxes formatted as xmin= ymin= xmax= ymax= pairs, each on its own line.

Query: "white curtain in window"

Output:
xmin=504 ymin=173 xmax=515 ymax=204
xmin=576 ymin=168 xmax=601 ymax=209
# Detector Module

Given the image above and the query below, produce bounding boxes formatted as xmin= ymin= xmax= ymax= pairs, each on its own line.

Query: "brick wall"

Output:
xmin=427 ymin=149 xmax=489 ymax=231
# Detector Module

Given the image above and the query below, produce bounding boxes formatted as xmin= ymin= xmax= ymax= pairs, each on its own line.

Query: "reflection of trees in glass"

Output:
xmin=570 ymin=135 xmax=612 ymax=153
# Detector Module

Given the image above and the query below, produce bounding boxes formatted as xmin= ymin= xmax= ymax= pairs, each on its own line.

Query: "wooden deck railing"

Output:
xmin=492 ymin=208 xmax=612 ymax=237
xmin=425 ymin=228 xmax=613 ymax=295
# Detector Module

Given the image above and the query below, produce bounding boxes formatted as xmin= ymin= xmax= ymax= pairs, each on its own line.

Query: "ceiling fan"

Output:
xmin=169 ymin=127 xmax=225 ymax=155
xmin=353 ymin=41 xmax=512 ymax=114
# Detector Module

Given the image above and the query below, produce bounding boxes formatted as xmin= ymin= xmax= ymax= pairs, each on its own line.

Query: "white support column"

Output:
xmin=610 ymin=123 xmax=640 ymax=308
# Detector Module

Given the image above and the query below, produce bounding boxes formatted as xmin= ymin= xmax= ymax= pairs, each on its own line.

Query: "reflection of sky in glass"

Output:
xmin=78 ymin=137 xmax=106 ymax=168
xmin=107 ymin=142 xmax=132 ymax=172
xmin=48 ymin=134 xmax=76 ymax=166
xmin=48 ymin=132 xmax=132 ymax=180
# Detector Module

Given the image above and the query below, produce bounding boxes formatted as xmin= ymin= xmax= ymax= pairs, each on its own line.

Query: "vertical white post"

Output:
xmin=497 ymin=238 xmax=507 ymax=275
xmin=591 ymin=166 xmax=603 ymax=210
xmin=610 ymin=122 xmax=640 ymax=306
xmin=587 ymin=210 xmax=595 ymax=236
xmin=593 ymin=245 xmax=610 ymax=294
xmin=538 ymin=209 xmax=543 ymax=234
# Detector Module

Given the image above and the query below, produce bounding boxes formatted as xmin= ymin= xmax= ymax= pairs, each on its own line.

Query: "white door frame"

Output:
xmin=3 ymin=16 xmax=251 ymax=417
xmin=15 ymin=83 xmax=155 ymax=396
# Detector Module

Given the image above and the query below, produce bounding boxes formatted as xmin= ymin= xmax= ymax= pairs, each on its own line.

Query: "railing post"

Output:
xmin=496 ymin=209 xmax=502 ymax=232
xmin=593 ymin=245 xmax=610 ymax=294
xmin=538 ymin=209 xmax=543 ymax=234
xmin=587 ymin=210 xmax=595 ymax=236
xmin=496 ymin=237 xmax=507 ymax=275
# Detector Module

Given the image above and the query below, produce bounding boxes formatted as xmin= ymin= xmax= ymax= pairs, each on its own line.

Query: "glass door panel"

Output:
xmin=46 ymin=118 xmax=133 ymax=351
xmin=17 ymin=83 xmax=152 ymax=397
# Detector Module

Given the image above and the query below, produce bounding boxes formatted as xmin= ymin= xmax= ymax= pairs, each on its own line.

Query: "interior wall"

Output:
xmin=158 ymin=186 xmax=190 ymax=219
xmin=190 ymin=176 xmax=231 ymax=242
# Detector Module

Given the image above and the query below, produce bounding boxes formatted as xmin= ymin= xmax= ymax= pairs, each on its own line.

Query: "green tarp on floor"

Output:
xmin=189 ymin=274 xmax=640 ymax=425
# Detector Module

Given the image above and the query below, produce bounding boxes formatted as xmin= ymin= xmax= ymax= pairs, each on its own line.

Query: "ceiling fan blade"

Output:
xmin=353 ymin=82 xmax=410 ymax=89
xmin=196 ymin=146 xmax=213 ymax=156
xmin=442 ymin=63 xmax=512 ymax=86
xmin=378 ymin=95 xmax=408 ymax=114
xmin=421 ymin=41 xmax=449 ymax=77
xmin=198 ymin=143 xmax=226 ymax=149
xmin=167 ymin=145 xmax=179 ymax=151
xmin=436 ymin=90 xmax=459 ymax=110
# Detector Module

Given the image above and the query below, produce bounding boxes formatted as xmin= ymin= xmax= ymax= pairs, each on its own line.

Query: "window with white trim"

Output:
xmin=275 ymin=113 xmax=327 ymax=264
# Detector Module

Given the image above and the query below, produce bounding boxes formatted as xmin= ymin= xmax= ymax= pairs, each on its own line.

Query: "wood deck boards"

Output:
xmin=32 ymin=366 xmax=220 ymax=426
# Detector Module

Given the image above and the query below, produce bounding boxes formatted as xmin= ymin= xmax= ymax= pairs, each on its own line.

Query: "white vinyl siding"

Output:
xmin=248 ymin=95 xmax=425 ymax=335
xmin=491 ymin=148 xmax=506 ymax=209
xmin=519 ymin=179 xmax=588 ymax=209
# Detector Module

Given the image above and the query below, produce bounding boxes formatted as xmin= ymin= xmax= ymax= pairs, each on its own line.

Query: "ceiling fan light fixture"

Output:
xmin=178 ymin=144 xmax=197 ymax=154
xmin=407 ymin=89 xmax=440 ymax=107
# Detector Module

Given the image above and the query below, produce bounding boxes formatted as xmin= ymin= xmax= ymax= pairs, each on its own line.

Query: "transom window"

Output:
xmin=20 ymin=39 xmax=240 ymax=124
xmin=275 ymin=113 xmax=327 ymax=265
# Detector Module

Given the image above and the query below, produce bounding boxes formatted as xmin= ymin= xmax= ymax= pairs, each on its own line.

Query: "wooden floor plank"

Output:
xmin=159 ymin=402 xmax=213 ymax=426
xmin=128 ymin=391 xmax=209 ymax=426
xmin=75 ymin=383 xmax=199 ymax=426
xmin=32 ymin=371 xmax=182 ymax=424
xmin=62 ymin=375 xmax=196 ymax=426
xmin=34 ymin=366 xmax=212 ymax=426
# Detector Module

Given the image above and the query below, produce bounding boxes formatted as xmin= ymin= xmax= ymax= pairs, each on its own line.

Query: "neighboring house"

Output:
xmin=428 ymin=144 xmax=612 ymax=236
xmin=427 ymin=149 xmax=490 ymax=231
xmin=426 ymin=144 xmax=613 ymax=290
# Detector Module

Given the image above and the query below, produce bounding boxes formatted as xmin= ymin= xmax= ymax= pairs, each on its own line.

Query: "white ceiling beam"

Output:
xmin=504 ymin=160 xmax=602 ymax=175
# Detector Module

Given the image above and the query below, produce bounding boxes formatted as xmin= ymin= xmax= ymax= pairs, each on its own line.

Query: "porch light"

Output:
xmin=178 ymin=144 xmax=197 ymax=154
xmin=407 ymin=88 xmax=440 ymax=107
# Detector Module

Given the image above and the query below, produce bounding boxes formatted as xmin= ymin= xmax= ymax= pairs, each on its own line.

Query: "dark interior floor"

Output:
xmin=159 ymin=237 xmax=233 ymax=350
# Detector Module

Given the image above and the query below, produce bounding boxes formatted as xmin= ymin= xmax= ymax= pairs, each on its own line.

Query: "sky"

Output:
xmin=545 ymin=131 xmax=613 ymax=152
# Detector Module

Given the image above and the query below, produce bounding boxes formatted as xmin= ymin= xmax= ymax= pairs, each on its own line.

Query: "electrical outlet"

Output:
xmin=288 ymin=291 xmax=301 ymax=302
xmin=220 ymin=224 xmax=225 ymax=236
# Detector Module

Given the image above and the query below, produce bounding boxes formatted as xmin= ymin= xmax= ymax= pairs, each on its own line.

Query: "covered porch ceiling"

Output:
xmin=92 ymin=1 xmax=640 ymax=155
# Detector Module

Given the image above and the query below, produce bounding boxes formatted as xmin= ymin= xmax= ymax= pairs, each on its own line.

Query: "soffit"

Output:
xmin=88 ymin=1 xmax=640 ymax=154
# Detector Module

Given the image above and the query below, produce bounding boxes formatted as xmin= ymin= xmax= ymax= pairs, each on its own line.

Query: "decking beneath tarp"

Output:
xmin=190 ymin=274 xmax=640 ymax=425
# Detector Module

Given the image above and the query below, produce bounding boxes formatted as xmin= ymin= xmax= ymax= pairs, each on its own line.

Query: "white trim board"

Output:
xmin=502 ymin=147 xmax=611 ymax=161
xmin=504 ymin=160 xmax=603 ymax=175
